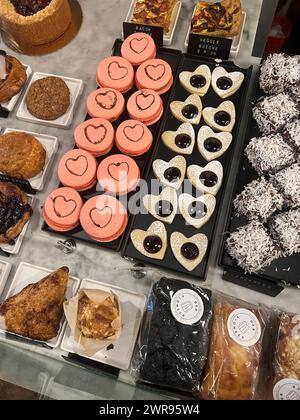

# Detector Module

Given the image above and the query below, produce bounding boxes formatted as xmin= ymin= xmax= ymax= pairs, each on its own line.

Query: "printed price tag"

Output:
xmin=188 ymin=33 xmax=232 ymax=59
xmin=123 ymin=22 xmax=163 ymax=47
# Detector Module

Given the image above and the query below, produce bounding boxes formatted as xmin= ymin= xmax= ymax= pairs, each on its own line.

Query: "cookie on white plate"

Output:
xmin=179 ymin=65 xmax=211 ymax=96
xmin=143 ymin=187 xmax=178 ymax=224
xmin=187 ymin=161 xmax=223 ymax=196
xmin=197 ymin=125 xmax=232 ymax=161
xmin=130 ymin=221 xmax=167 ymax=260
xmin=179 ymin=193 xmax=216 ymax=229
xmin=170 ymin=94 xmax=202 ymax=125
xmin=153 ymin=155 xmax=186 ymax=190
xmin=171 ymin=232 xmax=208 ymax=271
xmin=203 ymin=101 xmax=236 ymax=133
xmin=212 ymin=66 xmax=244 ymax=99
xmin=162 ymin=122 xmax=195 ymax=155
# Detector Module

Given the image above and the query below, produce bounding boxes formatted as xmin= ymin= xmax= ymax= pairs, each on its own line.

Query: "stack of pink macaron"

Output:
xmin=121 ymin=33 xmax=156 ymax=67
xmin=115 ymin=120 xmax=153 ymax=156
xmin=74 ymin=118 xmax=115 ymax=157
xmin=135 ymin=59 xmax=173 ymax=95
xmin=127 ymin=89 xmax=163 ymax=126
xmin=96 ymin=56 xmax=134 ymax=93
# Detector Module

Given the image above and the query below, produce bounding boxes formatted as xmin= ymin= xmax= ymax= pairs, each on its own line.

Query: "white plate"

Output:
xmin=0 ymin=260 xmax=11 ymax=298
xmin=0 ymin=262 xmax=81 ymax=348
xmin=16 ymin=72 xmax=83 ymax=129
xmin=0 ymin=64 xmax=32 ymax=112
xmin=61 ymin=278 xmax=147 ymax=370
xmin=1 ymin=195 xmax=35 ymax=255
xmin=124 ymin=0 xmax=182 ymax=46
xmin=3 ymin=128 xmax=58 ymax=191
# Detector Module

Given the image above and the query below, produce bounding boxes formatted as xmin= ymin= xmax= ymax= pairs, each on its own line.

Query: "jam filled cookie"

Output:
xmin=178 ymin=193 xmax=216 ymax=229
xmin=135 ymin=58 xmax=173 ymax=95
xmin=179 ymin=65 xmax=211 ymax=96
xmin=96 ymin=56 xmax=134 ymax=93
xmin=187 ymin=161 xmax=223 ymax=196
xmin=162 ymin=123 xmax=195 ymax=155
xmin=80 ymin=195 xmax=128 ymax=242
xmin=153 ymin=155 xmax=186 ymax=190
xmin=97 ymin=154 xmax=140 ymax=196
xmin=212 ymin=67 xmax=244 ymax=99
xmin=197 ymin=125 xmax=232 ymax=161
xmin=58 ymin=149 xmax=97 ymax=191
xmin=170 ymin=94 xmax=202 ymax=125
xmin=43 ymin=187 xmax=83 ymax=232
xmin=203 ymin=101 xmax=235 ymax=133
xmin=115 ymin=120 xmax=153 ymax=156
xmin=87 ymin=88 xmax=125 ymax=122
xmin=143 ymin=186 xmax=178 ymax=224
xmin=121 ymin=33 xmax=156 ymax=66
xmin=127 ymin=89 xmax=163 ymax=125
xmin=130 ymin=221 xmax=167 ymax=260
xmin=171 ymin=232 xmax=208 ymax=272
xmin=74 ymin=118 xmax=115 ymax=157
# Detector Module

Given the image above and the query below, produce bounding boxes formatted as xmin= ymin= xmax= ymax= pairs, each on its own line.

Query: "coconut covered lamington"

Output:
xmin=269 ymin=209 xmax=300 ymax=257
xmin=271 ymin=163 xmax=300 ymax=208
xmin=281 ymin=119 xmax=300 ymax=152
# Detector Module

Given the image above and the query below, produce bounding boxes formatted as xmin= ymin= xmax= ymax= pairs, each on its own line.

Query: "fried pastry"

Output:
xmin=0 ymin=52 xmax=27 ymax=103
xmin=0 ymin=267 xmax=69 ymax=341
xmin=0 ymin=131 xmax=46 ymax=179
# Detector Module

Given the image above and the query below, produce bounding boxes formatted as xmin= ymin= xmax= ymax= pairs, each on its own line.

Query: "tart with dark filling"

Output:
xmin=0 ymin=51 xmax=27 ymax=103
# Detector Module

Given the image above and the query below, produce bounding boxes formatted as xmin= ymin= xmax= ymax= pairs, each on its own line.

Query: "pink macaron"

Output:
xmin=121 ymin=33 xmax=156 ymax=66
xmin=115 ymin=120 xmax=153 ymax=156
xmin=87 ymin=88 xmax=125 ymax=122
xmin=58 ymin=149 xmax=97 ymax=191
xmin=127 ymin=89 xmax=163 ymax=126
xmin=43 ymin=187 xmax=83 ymax=232
xmin=135 ymin=59 xmax=173 ymax=95
xmin=97 ymin=154 xmax=140 ymax=196
xmin=96 ymin=56 xmax=134 ymax=93
xmin=74 ymin=118 xmax=115 ymax=157
xmin=80 ymin=195 xmax=128 ymax=242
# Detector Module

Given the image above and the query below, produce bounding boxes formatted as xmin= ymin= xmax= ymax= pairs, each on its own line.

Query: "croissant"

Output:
xmin=0 ymin=55 xmax=27 ymax=103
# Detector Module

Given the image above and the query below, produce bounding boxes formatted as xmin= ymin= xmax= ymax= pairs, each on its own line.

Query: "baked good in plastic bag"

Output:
xmin=200 ymin=294 xmax=268 ymax=400
xmin=132 ymin=277 xmax=213 ymax=393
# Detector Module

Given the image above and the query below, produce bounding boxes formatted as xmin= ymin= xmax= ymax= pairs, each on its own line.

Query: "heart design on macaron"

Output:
xmin=108 ymin=61 xmax=129 ymax=80
xmin=212 ymin=67 xmax=244 ymax=99
xmin=187 ymin=161 xmax=223 ymax=196
xmin=179 ymin=65 xmax=211 ymax=96
xmin=136 ymin=91 xmax=155 ymax=110
xmin=89 ymin=206 xmax=112 ymax=229
xmin=130 ymin=37 xmax=149 ymax=54
xmin=108 ymin=161 xmax=130 ymax=181
xmin=203 ymin=101 xmax=236 ymax=133
xmin=96 ymin=90 xmax=117 ymax=110
xmin=178 ymin=193 xmax=216 ymax=229
xmin=162 ymin=122 xmax=195 ymax=155
xmin=153 ymin=155 xmax=186 ymax=190
xmin=65 ymin=155 xmax=88 ymax=177
xmin=197 ymin=125 xmax=232 ymax=161
xmin=84 ymin=124 xmax=107 ymax=145
xmin=130 ymin=221 xmax=167 ymax=260
xmin=143 ymin=187 xmax=178 ymax=224
xmin=52 ymin=195 xmax=77 ymax=218
xmin=171 ymin=232 xmax=209 ymax=271
xmin=124 ymin=123 xmax=144 ymax=142
xmin=170 ymin=94 xmax=203 ymax=125
xmin=145 ymin=63 xmax=166 ymax=81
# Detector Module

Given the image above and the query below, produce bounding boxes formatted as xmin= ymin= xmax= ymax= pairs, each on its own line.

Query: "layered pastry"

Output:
xmin=269 ymin=209 xmax=300 ymax=257
xmin=233 ymin=178 xmax=283 ymax=222
xmin=0 ymin=131 xmax=46 ymax=179
xmin=245 ymin=134 xmax=295 ymax=175
xmin=0 ymin=267 xmax=68 ymax=341
xmin=0 ymin=51 xmax=27 ymax=103
xmin=0 ymin=0 xmax=72 ymax=47
xmin=191 ymin=0 xmax=242 ymax=38
xmin=0 ymin=182 xmax=32 ymax=243
xmin=270 ymin=163 xmax=300 ymax=208
xmin=130 ymin=0 xmax=177 ymax=34
xmin=282 ymin=119 xmax=300 ymax=152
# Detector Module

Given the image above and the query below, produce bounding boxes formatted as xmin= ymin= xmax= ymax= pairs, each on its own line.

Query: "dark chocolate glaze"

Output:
xmin=143 ymin=235 xmax=163 ymax=254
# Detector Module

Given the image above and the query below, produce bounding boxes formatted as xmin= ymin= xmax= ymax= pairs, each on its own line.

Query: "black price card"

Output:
xmin=0 ymin=105 xmax=9 ymax=119
xmin=123 ymin=22 xmax=164 ymax=47
xmin=188 ymin=33 xmax=233 ymax=59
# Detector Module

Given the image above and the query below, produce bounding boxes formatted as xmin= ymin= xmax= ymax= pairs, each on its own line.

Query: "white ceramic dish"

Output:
xmin=61 ymin=278 xmax=147 ymax=370
xmin=3 ymin=128 xmax=58 ymax=191
xmin=0 ymin=262 xmax=81 ymax=348
xmin=0 ymin=260 xmax=12 ymax=298
xmin=16 ymin=72 xmax=83 ymax=129
xmin=0 ymin=64 xmax=32 ymax=112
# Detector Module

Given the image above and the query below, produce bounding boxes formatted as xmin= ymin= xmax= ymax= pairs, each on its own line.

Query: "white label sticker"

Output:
xmin=273 ymin=379 xmax=300 ymax=401
xmin=170 ymin=289 xmax=204 ymax=325
xmin=227 ymin=308 xmax=261 ymax=347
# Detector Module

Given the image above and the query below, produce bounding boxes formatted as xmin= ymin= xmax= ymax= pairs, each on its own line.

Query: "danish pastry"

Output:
xmin=0 ymin=52 xmax=27 ymax=103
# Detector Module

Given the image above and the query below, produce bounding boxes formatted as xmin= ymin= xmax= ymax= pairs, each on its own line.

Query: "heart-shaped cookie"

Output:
xmin=52 ymin=195 xmax=77 ymax=218
xmin=89 ymin=206 xmax=112 ymax=229
xmin=197 ymin=125 xmax=232 ymax=161
xmin=96 ymin=90 xmax=117 ymax=110
xmin=187 ymin=161 xmax=223 ymax=196
xmin=108 ymin=162 xmax=130 ymax=182
xmin=162 ymin=123 xmax=195 ymax=155
xmin=178 ymin=193 xmax=216 ymax=229
xmin=130 ymin=37 xmax=149 ymax=54
xmin=65 ymin=155 xmax=88 ymax=177
xmin=136 ymin=91 xmax=155 ymax=110
xmin=179 ymin=65 xmax=211 ymax=96
xmin=84 ymin=124 xmax=107 ymax=145
xmin=108 ymin=61 xmax=129 ymax=80
xmin=153 ymin=155 xmax=186 ymax=190
xmin=203 ymin=101 xmax=236 ymax=133
xmin=171 ymin=232 xmax=208 ymax=271
xmin=123 ymin=123 xmax=144 ymax=142
xmin=143 ymin=187 xmax=178 ymax=224
xmin=170 ymin=94 xmax=202 ymax=125
xmin=212 ymin=66 xmax=244 ymax=99
xmin=130 ymin=221 xmax=167 ymax=260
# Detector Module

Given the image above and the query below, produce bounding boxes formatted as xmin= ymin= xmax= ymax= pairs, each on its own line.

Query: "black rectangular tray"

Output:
xmin=122 ymin=54 xmax=253 ymax=280
xmin=43 ymin=38 xmax=183 ymax=252
xmin=219 ymin=73 xmax=300 ymax=294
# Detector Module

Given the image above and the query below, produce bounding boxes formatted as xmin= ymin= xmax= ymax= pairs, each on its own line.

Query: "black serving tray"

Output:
xmin=122 ymin=54 xmax=253 ymax=280
xmin=42 ymin=39 xmax=183 ymax=252
xmin=219 ymin=74 xmax=300 ymax=295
